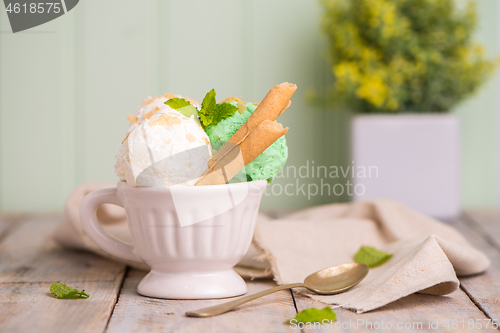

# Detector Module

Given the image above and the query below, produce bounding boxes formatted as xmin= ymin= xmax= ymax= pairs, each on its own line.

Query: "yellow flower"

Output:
xmin=321 ymin=0 xmax=496 ymax=112
xmin=334 ymin=62 xmax=361 ymax=91
xmin=356 ymin=75 xmax=388 ymax=108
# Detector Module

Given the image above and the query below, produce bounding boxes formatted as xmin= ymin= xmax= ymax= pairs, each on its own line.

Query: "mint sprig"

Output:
xmin=354 ymin=246 xmax=392 ymax=268
xmin=50 ymin=283 xmax=89 ymax=299
xmin=198 ymin=89 xmax=238 ymax=127
xmin=287 ymin=307 xmax=337 ymax=324
xmin=164 ymin=90 xmax=239 ymax=127
xmin=199 ymin=89 xmax=217 ymax=125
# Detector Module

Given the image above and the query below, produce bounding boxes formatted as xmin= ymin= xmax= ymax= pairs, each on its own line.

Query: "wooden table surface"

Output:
xmin=0 ymin=211 xmax=499 ymax=333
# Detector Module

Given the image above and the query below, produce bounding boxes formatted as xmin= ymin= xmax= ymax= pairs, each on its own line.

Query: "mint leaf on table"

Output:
xmin=198 ymin=89 xmax=238 ymax=127
xmin=354 ymin=246 xmax=392 ymax=268
xmin=287 ymin=307 xmax=337 ymax=324
xmin=164 ymin=98 xmax=199 ymax=119
xmin=50 ymin=283 xmax=89 ymax=299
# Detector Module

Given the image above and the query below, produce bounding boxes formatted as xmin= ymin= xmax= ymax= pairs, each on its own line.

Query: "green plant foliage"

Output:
xmin=321 ymin=0 xmax=497 ymax=113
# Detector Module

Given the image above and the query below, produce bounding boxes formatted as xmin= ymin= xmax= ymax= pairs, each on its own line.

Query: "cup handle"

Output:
xmin=79 ymin=187 xmax=142 ymax=262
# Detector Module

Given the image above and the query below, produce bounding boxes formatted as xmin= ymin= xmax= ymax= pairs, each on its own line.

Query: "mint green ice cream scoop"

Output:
xmin=204 ymin=103 xmax=288 ymax=182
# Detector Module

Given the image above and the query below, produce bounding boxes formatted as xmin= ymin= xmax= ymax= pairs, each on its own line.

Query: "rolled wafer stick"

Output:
xmin=210 ymin=100 xmax=292 ymax=166
xmin=229 ymin=82 xmax=296 ymax=145
xmin=196 ymin=120 xmax=288 ymax=186
xmin=239 ymin=120 xmax=288 ymax=165
xmin=211 ymin=83 xmax=296 ymax=167
xmin=195 ymin=144 xmax=245 ymax=186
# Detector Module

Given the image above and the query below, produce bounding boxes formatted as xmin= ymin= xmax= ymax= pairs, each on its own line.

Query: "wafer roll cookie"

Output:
xmin=210 ymin=83 xmax=295 ymax=166
xmin=239 ymin=120 xmax=288 ymax=165
xmin=210 ymin=100 xmax=292 ymax=164
xmin=228 ymin=82 xmax=296 ymax=145
xmin=196 ymin=120 xmax=288 ymax=186
xmin=196 ymin=144 xmax=244 ymax=186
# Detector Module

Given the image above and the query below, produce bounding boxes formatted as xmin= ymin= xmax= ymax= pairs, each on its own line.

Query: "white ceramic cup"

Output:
xmin=79 ymin=180 xmax=267 ymax=299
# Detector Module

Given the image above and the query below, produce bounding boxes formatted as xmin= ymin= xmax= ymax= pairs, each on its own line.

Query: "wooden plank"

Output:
xmin=0 ymin=215 xmax=126 ymax=283
xmin=0 ymin=214 xmax=20 ymax=241
xmin=0 ymin=214 xmax=127 ymax=333
xmin=106 ymin=269 xmax=297 ymax=333
xmin=464 ymin=210 xmax=500 ymax=250
xmin=446 ymin=214 xmax=500 ymax=322
xmin=0 ymin=280 xmax=123 ymax=333
xmin=292 ymin=289 xmax=497 ymax=332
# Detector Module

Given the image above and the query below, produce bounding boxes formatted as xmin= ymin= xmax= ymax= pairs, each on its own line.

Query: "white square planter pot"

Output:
xmin=351 ymin=114 xmax=460 ymax=219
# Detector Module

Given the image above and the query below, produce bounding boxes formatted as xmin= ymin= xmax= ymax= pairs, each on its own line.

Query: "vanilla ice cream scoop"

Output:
xmin=115 ymin=109 xmax=211 ymax=187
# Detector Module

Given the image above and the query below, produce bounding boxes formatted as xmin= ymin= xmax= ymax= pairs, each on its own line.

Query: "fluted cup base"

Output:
xmin=137 ymin=269 xmax=247 ymax=299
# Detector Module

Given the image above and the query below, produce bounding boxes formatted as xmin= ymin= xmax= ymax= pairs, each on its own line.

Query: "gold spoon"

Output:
xmin=185 ymin=262 xmax=369 ymax=317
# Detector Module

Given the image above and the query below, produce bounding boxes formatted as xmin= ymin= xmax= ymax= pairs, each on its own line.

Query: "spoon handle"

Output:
xmin=185 ymin=282 xmax=305 ymax=317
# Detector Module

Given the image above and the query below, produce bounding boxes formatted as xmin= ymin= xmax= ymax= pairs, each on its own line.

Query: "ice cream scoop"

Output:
xmin=115 ymin=109 xmax=211 ymax=187
xmin=116 ymin=83 xmax=294 ymax=187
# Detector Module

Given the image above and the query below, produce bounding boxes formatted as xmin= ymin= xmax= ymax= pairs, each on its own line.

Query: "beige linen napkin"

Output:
xmin=54 ymin=183 xmax=490 ymax=313
xmin=253 ymin=200 xmax=490 ymax=312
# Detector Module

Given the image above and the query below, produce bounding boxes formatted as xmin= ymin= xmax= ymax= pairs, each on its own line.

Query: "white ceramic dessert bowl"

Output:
xmin=79 ymin=180 xmax=267 ymax=299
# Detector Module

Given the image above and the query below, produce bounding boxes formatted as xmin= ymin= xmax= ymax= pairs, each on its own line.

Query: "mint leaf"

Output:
xmin=164 ymin=98 xmax=191 ymax=109
xmin=50 ymin=283 xmax=89 ymax=299
xmin=201 ymin=89 xmax=217 ymax=113
xmin=164 ymin=98 xmax=199 ymax=120
xmin=212 ymin=103 xmax=239 ymax=124
xmin=287 ymin=307 xmax=337 ymax=324
xmin=197 ymin=89 xmax=240 ymax=127
xmin=177 ymin=105 xmax=199 ymax=119
xmin=199 ymin=89 xmax=217 ymax=126
xmin=354 ymin=246 xmax=392 ymax=268
xmin=200 ymin=89 xmax=217 ymax=124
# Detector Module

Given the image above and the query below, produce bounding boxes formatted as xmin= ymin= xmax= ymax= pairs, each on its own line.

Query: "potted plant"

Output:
xmin=320 ymin=0 xmax=497 ymax=218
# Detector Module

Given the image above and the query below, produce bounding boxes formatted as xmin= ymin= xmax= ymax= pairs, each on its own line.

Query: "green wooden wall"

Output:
xmin=0 ymin=0 xmax=498 ymax=212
